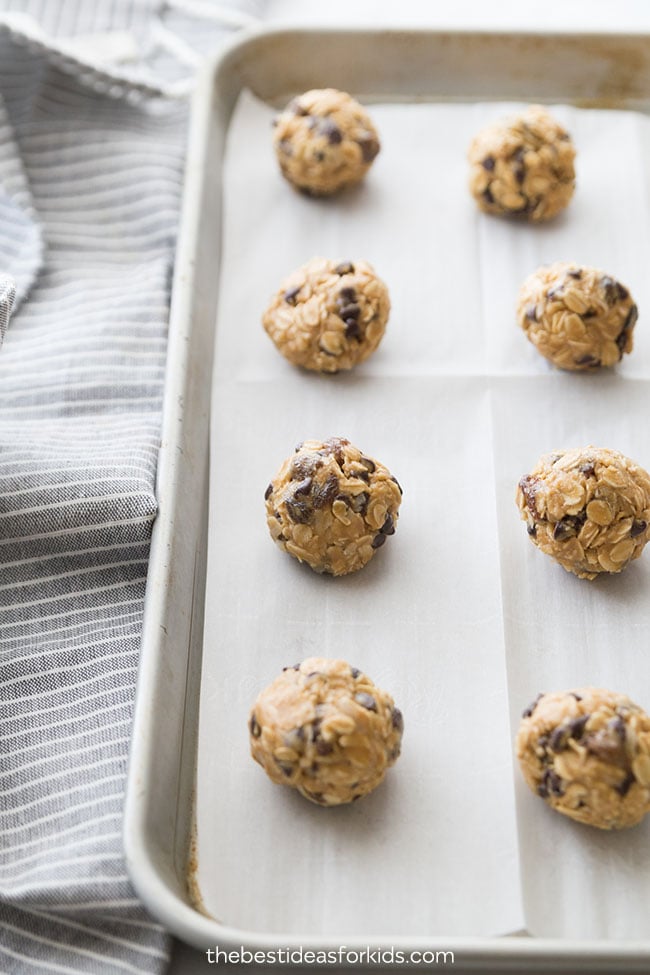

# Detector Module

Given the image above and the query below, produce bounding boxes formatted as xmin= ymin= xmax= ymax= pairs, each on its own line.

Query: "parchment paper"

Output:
xmin=195 ymin=92 xmax=650 ymax=940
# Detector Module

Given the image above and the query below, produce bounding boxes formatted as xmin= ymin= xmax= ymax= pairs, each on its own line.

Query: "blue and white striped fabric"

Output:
xmin=0 ymin=1 xmax=263 ymax=971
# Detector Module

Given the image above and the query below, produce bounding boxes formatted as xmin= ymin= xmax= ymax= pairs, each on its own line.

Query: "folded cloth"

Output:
xmin=0 ymin=274 xmax=15 ymax=346
xmin=0 ymin=2 xmax=262 ymax=971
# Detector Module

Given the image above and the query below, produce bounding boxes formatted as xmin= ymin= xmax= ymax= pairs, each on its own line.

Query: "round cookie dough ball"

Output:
xmin=516 ymin=688 xmax=650 ymax=829
xmin=262 ymin=258 xmax=390 ymax=373
xmin=468 ymin=105 xmax=575 ymax=221
xmin=265 ymin=437 xmax=402 ymax=576
xmin=517 ymin=263 xmax=637 ymax=370
xmin=516 ymin=446 xmax=650 ymax=580
xmin=272 ymin=88 xmax=380 ymax=196
xmin=249 ymin=657 xmax=404 ymax=805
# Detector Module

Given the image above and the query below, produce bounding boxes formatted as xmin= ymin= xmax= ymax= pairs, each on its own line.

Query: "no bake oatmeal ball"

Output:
xmin=272 ymin=88 xmax=380 ymax=196
xmin=517 ymin=263 xmax=637 ymax=370
xmin=265 ymin=437 xmax=402 ymax=576
xmin=262 ymin=257 xmax=390 ymax=373
xmin=249 ymin=657 xmax=404 ymax=806
xmin=516 ymin=688 xmax=650 ymax=829
xmin=516 ymin=446 xmax=650 ymax=579
xmin=468 ymin=105 xmax=575 ymax=221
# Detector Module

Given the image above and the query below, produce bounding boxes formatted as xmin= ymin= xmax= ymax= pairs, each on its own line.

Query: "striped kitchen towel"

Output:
xmin=0 ymin=1 xmax=263 ymax=972
xmin=0 ymin=277 xmax=15 ymax=347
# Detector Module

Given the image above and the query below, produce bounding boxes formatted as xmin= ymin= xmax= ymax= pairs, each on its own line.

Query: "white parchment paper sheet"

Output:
xmin=195 ymin=92 xmax=650 ymax=940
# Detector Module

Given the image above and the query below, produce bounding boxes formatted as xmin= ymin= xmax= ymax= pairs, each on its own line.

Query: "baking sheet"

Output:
xmin=195 ymin=91 xmax=650 ymax=939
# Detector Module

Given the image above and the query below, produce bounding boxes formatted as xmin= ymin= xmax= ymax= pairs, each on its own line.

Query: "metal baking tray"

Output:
xmin=123 ymin=26 xmax=650 ymax=971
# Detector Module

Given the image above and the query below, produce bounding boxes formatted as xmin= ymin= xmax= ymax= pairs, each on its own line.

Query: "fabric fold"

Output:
xmin=0 ymin=274 xmax=15 ymax=347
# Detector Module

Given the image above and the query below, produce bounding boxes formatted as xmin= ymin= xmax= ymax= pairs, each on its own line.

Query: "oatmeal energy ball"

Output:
xmin=517 ymin=447 xmax=650 ymax=579
xmin=468 ymin=105 xmax=575 ymax=221
xmin=262 ymin=258 xmax=390 ymax=373
xmin=249 ymin=657 xmax=404 ymax=805
xmin=272 ymin=88 xmax=380 ymax=196
xmin=518 ymin=263 xmax=637 ymax=370
xmin=516 ymin=688 xmax=650 ymax=829
xmin=265 ymin=437 xmax=402 ymax=576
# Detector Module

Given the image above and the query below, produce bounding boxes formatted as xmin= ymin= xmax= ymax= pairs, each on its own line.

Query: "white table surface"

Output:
xmin=168 ymin=1 xmax=650 ymax=970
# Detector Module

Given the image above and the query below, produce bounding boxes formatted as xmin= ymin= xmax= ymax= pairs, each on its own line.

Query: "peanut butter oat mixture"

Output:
xmin=517 ymin=447 xmax=650 ymax=579
xmin=262 ymin=258 xmax=390 ymax=373
xmin=517 ymin=262 xmax=637 ymax=370
xmin=272 ymin=88 xmax=380 ymax=196
xmin=249 ymin=657 xmax=403 ymax=806
xmin=468 ymin=105 xmax=575 ymax=221
xmin=517 ymin=688 xmax=650 ymax=829
xmin=265 ymin=438 xmax=402 ymax=576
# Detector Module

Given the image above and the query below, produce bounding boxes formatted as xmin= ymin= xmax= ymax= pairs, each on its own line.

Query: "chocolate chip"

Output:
xmin=546 ymin=285 xmax=564 ymax=301
xmin=338 ymin=286 xmax=356 ymax=303
xmin=285 ymin=498 xmax=311 ymax=524
xmin=549 ymin=726 xmax=568 ymax=752
xmin=312 ymin=474 xmax=339 ymax=508
xmin=316 ymin=740 xmax=333 ymax=756
xmin=481 ymin=155 xmax=495 ymax=171
xmin=358 ymin=136 xmax=380 ymax=162
xmin=617 ymin=283 xmax=630 ymax=300
xmin=553 ymin=515 xmax=585 ymax=541
xmin=284 ymin=286 xmax=301 ymax=305
xmin=579 ymin=463 xmax=595 ymax=477
xmin=334 ymin=261 xmax=354 ymax=275
xmin=351 ymin=667 xmax=361 ymax=678
xmin=345 ymin=320 xmax=361 ymax=340
xmin=611 ymin=715 xmax=626 ymax=742
xmin=371 ymin=532 xmax=387 ymax=549
xmin=527 ymin=522 xmax=537 ymax=537
xmin=275 ymin=759 xmax=294 ymax=777
xmin=264 ymin=483 xmax=273 ymax=500
xmin=567 ymin=714 xmax=590 ymax=740
xmin=338 ymin=302 xmax=360 ymax=320
xmin=539 ymin=768 xmax=564 ymax=799
xmin=522 ymin=693 xmax=544 ymax=718
xmin=380 ymin=514 xmax=395 ymax=535
xmin=525 ymin=304 xmax=537 ymax=322
xmin=631 ymin=520 xmax=647 ymax=538
xmin=390 ymin=475 xmax=403 ymax=495
xmin=519 ymin=476 xmax=542 ymax=519
xmin=513 ymin=161 xmax=526 ymax=185
xmin=355 ymin=692 xmax=377 ymax=712
xmin=314 ymin=151 xmax=325 ymax=162
xmin=293 ymin=477 xmax=312 ymax=497
xmin=360 ymin=457 xmax=376 ymax=474
xmin=574 ymin=354 xmax=601 ymax=367
xmin=584 ymin=726 xmax=627 ymax=764
xmin=615 ymin=772 xmax=635 ymax=797
xmin=249 ymin=714 xmax=261 ymax=738
xmin=567 ymin=269 xmax=582 ymax=280
xmin=392 ymin=707 xmax=404 ymax=733
xmin=570 ymin=692 xmax=583 ymax=701
xmin=320 ymin=118 xmax=342 ymax=144
xmin=483 ymin=187 xmax=494 ymax=205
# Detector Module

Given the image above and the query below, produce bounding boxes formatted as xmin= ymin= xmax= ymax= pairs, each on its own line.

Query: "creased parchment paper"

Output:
xmin=195 ymin=92 xmax=650 ymax=940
